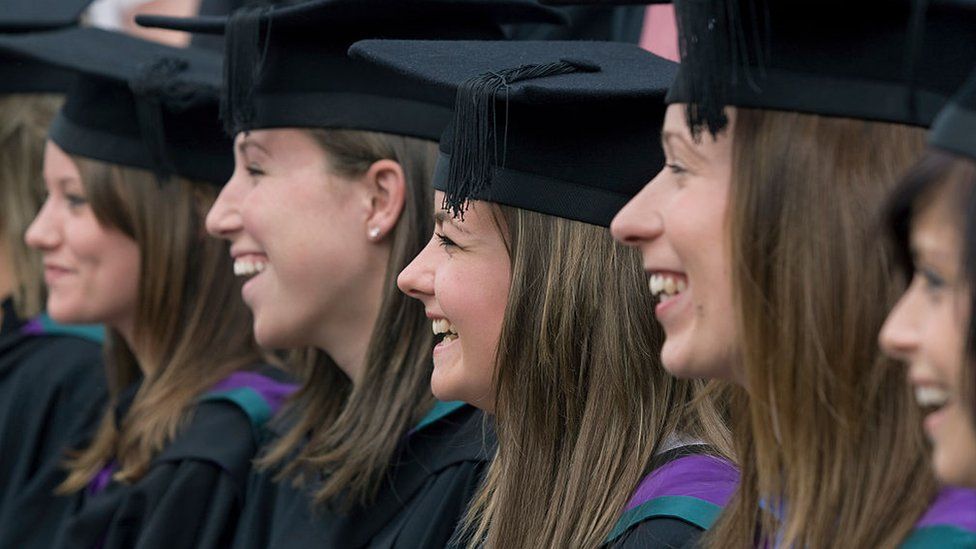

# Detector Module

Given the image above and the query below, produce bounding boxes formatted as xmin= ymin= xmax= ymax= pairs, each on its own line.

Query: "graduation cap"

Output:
xmin=930 ymin=68 xmax=976 ymax=162
xmin=349 ymin=40 xmax=677 ymax=227
xmin=0 ymin=27 xmax=232 ymax=185
xmin=0 ymin=0 xmax=98 ymax=93
xmin=136 ymin=0 xmax=568 ymax=139
xmin=0 ymin=0 xmax=95 ymax=32
xmin=667 ymin=0 xmax=976 ymax=137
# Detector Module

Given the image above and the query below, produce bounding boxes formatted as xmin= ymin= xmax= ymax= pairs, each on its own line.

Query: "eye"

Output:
xmin=65 ymin=193 xmax=88 ymax=208
xmin=665 ymin=162 xmax=688 ymax=175
xmin=435 ymin=232 xmax=456 ymax=248
xmin=246 ymin=164 xmax=265 ymax=178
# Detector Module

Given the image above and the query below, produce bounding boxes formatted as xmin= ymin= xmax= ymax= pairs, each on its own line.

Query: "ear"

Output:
xmin=363 ymin=159 xmax=406 ymax=242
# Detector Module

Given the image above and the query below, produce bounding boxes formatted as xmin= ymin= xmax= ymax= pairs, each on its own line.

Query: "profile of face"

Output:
xmin=880 ymin=186 xmax=976 ymax=487
xmin=611 ymin=104 xmax=739 ymax=381
xmin=25 ymin=141 xmax=141 ymax=333
xmin=397 ymin=192 xmax=511 ymax=412
xmin=207 ymin=129 xmax=402 ymax=351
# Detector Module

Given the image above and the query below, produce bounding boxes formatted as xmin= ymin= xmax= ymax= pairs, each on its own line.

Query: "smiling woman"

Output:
xmin=881 ymin=67 xmax=976 ymax=490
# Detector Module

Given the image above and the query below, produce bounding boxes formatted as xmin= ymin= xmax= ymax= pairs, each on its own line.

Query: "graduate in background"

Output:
xmin=611 ymin=0 xmax=976 ymax=546
xmin=1 ymin=26 xmax=296 ymax=549
xmin=354 ymin=38 xmax=736 ymax=548
xmin=137 ymin=1 xmax=565 ymax=547
xmin=0 ymin=3 xmax=107 ymax=547
xmin=882 ymin=67 xmax=976 ymax=493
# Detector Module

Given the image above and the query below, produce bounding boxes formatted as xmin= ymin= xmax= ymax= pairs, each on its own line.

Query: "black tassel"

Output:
xmin=903 ymin=0 xmax=930 ymax=125
xmin=222 ymin=5 xmax=274 ymax=135
xmin=674 ymin=0 xmax=767 ymax=140
xmin=443 ymin=59 xmax=599 ymax=219
xmin=129 ymin=57 xmax=217 ymax=185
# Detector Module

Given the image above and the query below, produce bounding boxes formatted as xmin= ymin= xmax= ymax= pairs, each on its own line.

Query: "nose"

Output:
xmin=397 ymin=236 xmax=437 ymax=301
xmin=611 ymin=173 xmax=665 ymax=247
xmin=24 ymin=196 xmax=62 ymax=251
xmin=206 ymin=168 xmax=246 ymax=239
xmin=879 ymin=283 xmax=922 ymax=363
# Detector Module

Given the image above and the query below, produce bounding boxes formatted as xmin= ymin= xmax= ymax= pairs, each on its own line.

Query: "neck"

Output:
xmin=313 ymin=254 xmax=388 ymax=386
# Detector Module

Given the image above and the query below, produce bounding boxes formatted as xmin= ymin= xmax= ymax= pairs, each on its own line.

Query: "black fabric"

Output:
xmin=0 ymin=0 xmax=94 ymax=32
xmin=0 ymin=297 xmax=107 ymax=549
xmin=349 ymin=39 xmax=675 ymax=226
xmin=137 ymin=0 xmax=567 ymax=138
xmin=506 ymin=5 xmax=646 ymax=42
xmin=0 ymin=27 xmax=232 ymax=185
xmin=54 ymin=366 xmax=286 ymax=549
xmin=231 ymin=404 xmax=494 ymax=548
xmin=931 ymin=67 xmax=976 ymax=161
xmin=667 ymin=0 xmax=976 ymax=133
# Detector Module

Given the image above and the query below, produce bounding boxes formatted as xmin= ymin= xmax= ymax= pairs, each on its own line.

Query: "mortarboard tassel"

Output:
xmin=221 ymin=5 xmax=273 ymax=135
xmin=673 ymin=0 xmax=767 ymax=139
xmin=129 ymin=57 xmax=218 ymax=185
xmin=444 ymin=59 xmax=599 ymax=219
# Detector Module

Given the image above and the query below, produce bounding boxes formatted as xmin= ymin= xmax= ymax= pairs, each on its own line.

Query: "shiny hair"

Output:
xmin=0 ymin=94 xmax=61 ymax=318
xmin=460 ymin=205 xmax=733 ymax=548
xmin=704 ymin=108 xmax=935 ymax=548
xmin=886 ymin=149 xmax=976 ymax=424
xmin=59 ymin=157 xmax=264 ymax=492
xmin=259 ymin=129 xmax=440 ymax=509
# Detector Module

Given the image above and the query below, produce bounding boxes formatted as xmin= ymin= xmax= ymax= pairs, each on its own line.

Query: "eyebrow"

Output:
xmin=237 ymin=138 xmax=271 ymax=157
xmin=434 ymin=210 xmax=467 ymax=233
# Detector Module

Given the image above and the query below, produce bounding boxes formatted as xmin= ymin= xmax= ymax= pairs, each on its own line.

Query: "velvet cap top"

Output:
xmin=350 ymin=39 xmax=676 ymax=227
xmin=0 ymin=27 xmax=232 ymax=185
xmin=930 ymin=67 xmax=976 ymax=162
xmin=667 ymin=0 xmax=976 ymax=137
xmin=0 ymin=0 xmax=97 ymax=93
xmin=136 ymin=0 xmax=567 ymax=139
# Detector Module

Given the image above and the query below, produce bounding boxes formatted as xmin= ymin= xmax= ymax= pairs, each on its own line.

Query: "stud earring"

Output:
xmin=368 ymin=227 xmax=381 ymax=240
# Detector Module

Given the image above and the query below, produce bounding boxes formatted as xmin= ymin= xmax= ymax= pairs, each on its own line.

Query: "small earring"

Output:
xmin=368 ymin=227 xmax=381 ymax=240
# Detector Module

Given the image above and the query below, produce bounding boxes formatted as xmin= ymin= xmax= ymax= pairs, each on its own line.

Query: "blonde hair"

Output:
xmin=704 ymin=109 xmax=935 ymax=548
xmin=461 ymin=206 xmax=733 ymax=548
xmin=59 ymin=157 xmax=265 ymax=492
xmin=260 ymin=129 xmax=441 ymax=509
xmin=0 ymin=94 xmax=62 ymax=318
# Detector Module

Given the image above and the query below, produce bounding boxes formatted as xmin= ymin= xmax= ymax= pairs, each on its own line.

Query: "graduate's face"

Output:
xmin=397 ymin=193 xmax=511 ymax=412
xmin=25 ymin=141 xmax=141 ymax=333
xmin=207 ymin=129 xmax=382 ymax=351
xmin=880 ymin=187 xmax=976 ymax=487
xmin=611 ymin=104 xmax=739 ymax=381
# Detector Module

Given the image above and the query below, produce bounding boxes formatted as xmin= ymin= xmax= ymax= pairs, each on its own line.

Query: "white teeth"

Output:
xmin=916 ymin=386 xmax=950 ymax=408
xmin=431 ymin=319 xmax=459 ymax=339
xmin=234 ymin=259 xmax=267 ymax=277
xmin=648 ymin=273 xmax=687 ymax=298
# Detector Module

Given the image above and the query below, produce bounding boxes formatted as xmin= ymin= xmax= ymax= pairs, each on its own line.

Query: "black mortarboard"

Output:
xmin=137 ymin=0 xmax=567 ymax=139
xmin=930 ymin=67 xmax=976 ymax=162
xmin=349 ymin=40 xmax=676 ymax=227
xmin=0 ymin=0 xmax=95 ymax=32
xmin=667 ymin=0 xmax=976 ymax=137
xmin=0 ymin=27 xmax=232 ymax=185
xmin=0 ymin=0 xmax=97 ymax=93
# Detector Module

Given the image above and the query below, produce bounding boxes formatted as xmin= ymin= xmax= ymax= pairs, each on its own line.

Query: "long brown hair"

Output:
xmin=0 ymin=94 xmax=62 ymax=318
xmin=462 ymin=206 xmax=733 ymax=548
xmin=59 ymin=157 xmax=265 ymax=492
xmin=260 ymin=129 xmax=440 ymax=509
xmin=705 ymin=109 xmax=935 ymax=548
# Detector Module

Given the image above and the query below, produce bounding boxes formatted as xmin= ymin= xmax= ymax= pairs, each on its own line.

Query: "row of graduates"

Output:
xmin=2 ymin=0 xmax=976 ymax=547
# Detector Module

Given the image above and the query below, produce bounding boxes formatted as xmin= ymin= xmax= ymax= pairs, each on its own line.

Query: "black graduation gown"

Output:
xmin=55 ymin=364 xmax=297 ymax=549
xmin=232 ymin=402 xmax=494 ymax=549
xmin=605 ymin=446 xmax=740 ymax=549
xmin=0 ymin=297 xmax=106 ymax=549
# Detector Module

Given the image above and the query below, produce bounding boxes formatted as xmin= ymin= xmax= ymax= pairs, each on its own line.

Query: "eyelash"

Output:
xmin=65 ymin=193 xmax=88 ymax=208
xmin=246 ymin=165 xmax=265 ymax=177
xmin=435 ymin=232 xmax=457 ymax=250
xmin=665 ymin=162 xmax=687 ymax=175
xmin=919 ymin=268 xmax=946 ymax=291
